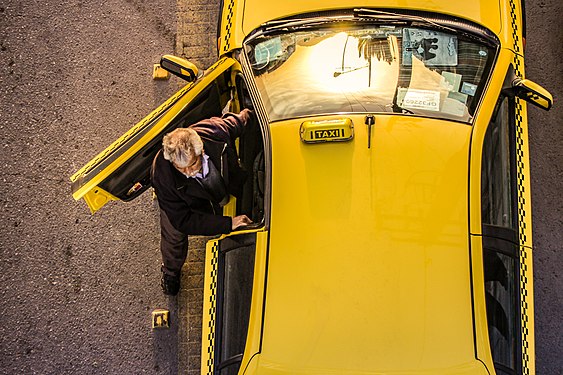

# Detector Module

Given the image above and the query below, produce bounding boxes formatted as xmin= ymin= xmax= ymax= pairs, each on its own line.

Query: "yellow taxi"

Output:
xmin=70 ymin=0 xmax=552 ymax=374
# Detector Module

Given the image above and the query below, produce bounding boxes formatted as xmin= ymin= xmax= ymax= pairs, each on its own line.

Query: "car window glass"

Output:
xmin=483 ymin=241 xmax=518 ymax=372
xmin=216 ymin=235 xmax=256 ymax=374
xmin=244 ymin=25 xmax=494 ymax=122
xmin=481 ymin=98 xmax=516 ymax=230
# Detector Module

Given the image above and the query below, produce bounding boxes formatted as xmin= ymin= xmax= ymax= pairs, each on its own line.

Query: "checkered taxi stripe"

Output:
xmin=222 ymin=0 xmax=235 ymax=54
xmin=202 ymin=241 xmax=219 ymax=375
xmin=509 ymin=0 xmax=533 ymax=373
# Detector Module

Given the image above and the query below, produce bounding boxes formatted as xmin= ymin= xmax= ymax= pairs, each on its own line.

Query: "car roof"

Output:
xmin=254 ymin=115 xmax=482 ymax=373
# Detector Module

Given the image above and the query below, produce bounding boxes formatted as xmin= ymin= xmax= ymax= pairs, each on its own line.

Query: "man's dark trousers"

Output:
xmin=160 ymin=208 xmax=188 ymax=276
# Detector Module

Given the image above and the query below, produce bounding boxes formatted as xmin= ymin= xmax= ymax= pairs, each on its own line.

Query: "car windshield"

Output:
xmin=244 ymin=24 xmax=495 ymax=123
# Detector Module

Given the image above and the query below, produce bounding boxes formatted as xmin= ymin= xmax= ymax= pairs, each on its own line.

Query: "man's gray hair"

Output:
xmin=162 ymin=128 xmax=203 ymax=167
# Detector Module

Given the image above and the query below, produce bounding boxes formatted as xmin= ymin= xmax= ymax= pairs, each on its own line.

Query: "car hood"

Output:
xmin=239 ymin=0 xmax=502 ymax=40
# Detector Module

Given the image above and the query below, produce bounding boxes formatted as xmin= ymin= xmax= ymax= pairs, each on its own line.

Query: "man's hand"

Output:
xmin=232 ymin=215 xmax=252 ymax=230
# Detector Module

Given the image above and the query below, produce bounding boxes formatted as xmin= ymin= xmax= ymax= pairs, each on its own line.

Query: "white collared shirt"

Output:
xmin=183 ymin=154 xmax=209 ymax=179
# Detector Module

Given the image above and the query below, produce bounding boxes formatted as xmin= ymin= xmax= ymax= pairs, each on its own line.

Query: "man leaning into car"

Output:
xmin=151 ymin=109 xmax=253 ymax=296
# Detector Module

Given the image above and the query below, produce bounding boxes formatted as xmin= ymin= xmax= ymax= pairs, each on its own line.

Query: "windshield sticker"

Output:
xmin=253 ymin=37 xmax=283 ymax=69
xmin=399 ymin=89 xmax=441 ymax=111
xmin=448 ymin=91 xmax=468 ymax=104
xmin=441 ymin=71 xmax=462 ymax=92
xmin=442 ymin=97 xmax=467 ymax=117
xmin=461 ymin=82 xmax=478 ymax=96
xmin=402 ymin=29 xmax=458 ymax=66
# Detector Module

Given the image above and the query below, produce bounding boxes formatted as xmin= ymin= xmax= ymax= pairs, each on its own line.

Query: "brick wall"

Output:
xmin=177 ymin=0 xmax=220 ymax=69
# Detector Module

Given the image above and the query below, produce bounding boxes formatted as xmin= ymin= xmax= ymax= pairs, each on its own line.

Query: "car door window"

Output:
xmin=481 ymin=96 xmax=521 ymax=374
xmin=215 ymin=233 xmax=256 ymax=374
xmin=481 ymin=98 xmax=516 ymax=231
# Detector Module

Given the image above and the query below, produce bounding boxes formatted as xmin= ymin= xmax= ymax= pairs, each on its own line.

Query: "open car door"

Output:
xmin=70 ymin=57 xmax=239 ymax=213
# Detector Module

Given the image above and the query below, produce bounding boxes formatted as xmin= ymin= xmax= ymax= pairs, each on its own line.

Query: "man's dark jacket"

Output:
xmin=151 ymin=109 xmax=251 ymax=235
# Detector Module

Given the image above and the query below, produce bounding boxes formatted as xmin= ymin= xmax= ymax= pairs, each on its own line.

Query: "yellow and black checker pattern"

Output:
xmin=221 ymin=0 xmax=236 ymax=54
xmin=508 ymin=0 xmax=534 ymax=373
xmin=202 ymin=241 xmax=219 ymax=375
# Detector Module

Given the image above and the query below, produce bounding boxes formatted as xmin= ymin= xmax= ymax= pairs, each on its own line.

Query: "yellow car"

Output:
xmin=71 ymin=0 xmax=552 ymax=374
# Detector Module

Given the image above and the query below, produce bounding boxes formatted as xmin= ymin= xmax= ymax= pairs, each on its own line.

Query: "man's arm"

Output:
xmin=158 ymin=192 xmax=251 ymax=233
xmin=191 ymin=108 xmax=252 ymax=145
xmin=157 ymin=190 xmax=232 ymax=235
xmin=221 ymin=108 xmax=252 ymax=141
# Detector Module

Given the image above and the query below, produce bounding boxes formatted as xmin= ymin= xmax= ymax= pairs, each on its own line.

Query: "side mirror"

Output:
xmin=511 ymin=78 xmax=553 ymax=111
xmin=159 ymin=55 xmax=200 ymax=82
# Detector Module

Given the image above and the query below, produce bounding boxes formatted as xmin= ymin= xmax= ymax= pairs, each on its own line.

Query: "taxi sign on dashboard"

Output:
xmin=300 ymin=118 xmax=354 ymax=144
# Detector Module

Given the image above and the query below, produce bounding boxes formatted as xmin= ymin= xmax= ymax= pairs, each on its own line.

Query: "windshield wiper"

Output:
xmin=248 ymin=8 xmax=461 ymax=43
xmin=255 ymin=8 xmax=456 ymax=36
xmin=354 ymin=8 xmax=457 ymax=33
xmin=246 ymin=17 xmax=348 ymax=42
xmin=260 ymin=16 xmax=350 ymax=31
